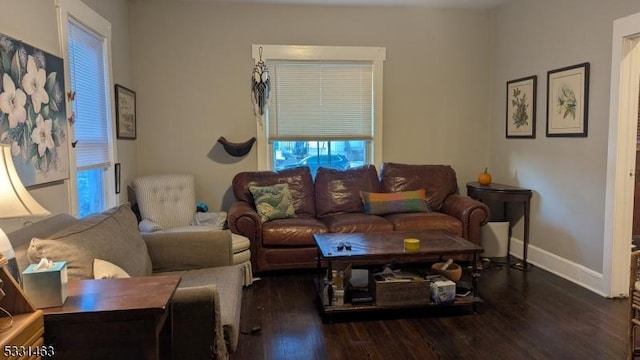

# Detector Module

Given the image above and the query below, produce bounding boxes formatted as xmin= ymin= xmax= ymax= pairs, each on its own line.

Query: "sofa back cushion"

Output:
xmin=26 ymin=204 xmax=152 ymax=280
xmin=131 ymin=174 xmax=196 ymax=229
xmin=380 ymin=163 xmax=458 ymax=211
xmin=315 ymin=165 xmax=382 ymax=217
xmin=233 ymin=167 xmax=316 ymax=217
xmin=7 ymin=214 xmax=79 ymax=277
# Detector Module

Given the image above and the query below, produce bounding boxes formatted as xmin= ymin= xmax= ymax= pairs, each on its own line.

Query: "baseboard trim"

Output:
xmin=508 ymin=237 xmax=607 ymax=297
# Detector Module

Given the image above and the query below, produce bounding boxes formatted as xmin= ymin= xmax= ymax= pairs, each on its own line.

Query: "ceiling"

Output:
xmin=174 ymin=0 xmax=512 ymax=9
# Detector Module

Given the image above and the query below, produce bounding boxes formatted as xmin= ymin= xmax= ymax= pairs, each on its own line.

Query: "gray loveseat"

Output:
xmin=7 ymin=203 xmax=242 ymax=360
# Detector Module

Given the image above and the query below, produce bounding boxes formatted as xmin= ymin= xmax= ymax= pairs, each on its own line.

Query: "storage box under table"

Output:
xmin=369 ymin=274 xmax=431 ymax=306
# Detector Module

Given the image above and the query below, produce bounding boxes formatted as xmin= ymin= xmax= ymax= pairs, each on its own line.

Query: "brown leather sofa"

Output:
xmin=228 ymin=163 xmax=490 ymax=273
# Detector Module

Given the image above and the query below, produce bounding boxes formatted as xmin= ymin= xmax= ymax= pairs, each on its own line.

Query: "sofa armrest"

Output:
xmin=172 ymin=285 xmax=228 ymax=360
xmin=227 ymin=201 xmax=261 ymax=239
xmin=143 ymin=230 xmax=233 ymax=273
xmin=440 ymin=194 xmax=490 ymax=245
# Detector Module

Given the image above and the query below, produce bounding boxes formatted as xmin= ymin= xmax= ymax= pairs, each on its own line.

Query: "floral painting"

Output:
xmin=0 ymin=33 xmax=68 ymax=186
xmin=506 ymin=75 xmax=536 ymax=138
xmin=546 ymin=62 xmax=590 ymax=137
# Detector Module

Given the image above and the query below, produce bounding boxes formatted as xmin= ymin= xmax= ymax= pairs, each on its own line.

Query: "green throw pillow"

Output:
xmin=249 ymin=183 xmax=295 ymax=223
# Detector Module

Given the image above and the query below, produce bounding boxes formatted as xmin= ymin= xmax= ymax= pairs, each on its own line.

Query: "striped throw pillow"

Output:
xmin=360 ymin=189 xmax=429 ymax=215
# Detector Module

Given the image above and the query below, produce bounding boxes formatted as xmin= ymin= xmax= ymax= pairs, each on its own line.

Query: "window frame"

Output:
xmin=252 ymin=45 xmax=386 ymax=171
xmin=57 ymin=0 xmax=117 ymax=217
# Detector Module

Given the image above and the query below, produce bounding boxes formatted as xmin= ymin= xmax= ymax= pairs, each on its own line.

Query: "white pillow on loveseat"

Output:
xmin=93 ymin=258 xmax=131 ymax=279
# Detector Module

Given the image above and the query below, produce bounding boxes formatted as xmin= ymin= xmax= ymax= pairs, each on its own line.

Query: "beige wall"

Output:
xmin=490 ymin=0 xmax=640 ymax=273
xmin=0 ymin=0 xmax=135 ymax=232
xmin=129 ymin=1 xmax=493 ymax=211
xmin=4 ymin=0 xmax=639 ymax=290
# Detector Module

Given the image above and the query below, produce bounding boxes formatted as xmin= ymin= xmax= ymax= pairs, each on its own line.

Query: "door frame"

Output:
xmin=605 ymin=11 xmax=640 ymax=297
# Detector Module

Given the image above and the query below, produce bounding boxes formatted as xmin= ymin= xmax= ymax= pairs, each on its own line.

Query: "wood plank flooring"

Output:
xmin=231 ymin=261 xmax=627 ymax=360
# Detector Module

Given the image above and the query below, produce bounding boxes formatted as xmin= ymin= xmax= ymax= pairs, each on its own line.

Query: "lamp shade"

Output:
xmin=0 ymin=145 xmax=50 ymax=218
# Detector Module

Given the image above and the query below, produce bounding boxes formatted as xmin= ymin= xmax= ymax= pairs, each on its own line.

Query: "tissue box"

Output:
xmin=429 ymin=278 xmax=456 ymax=304
xmin=22 ymin=261 xmax=68 ymax=308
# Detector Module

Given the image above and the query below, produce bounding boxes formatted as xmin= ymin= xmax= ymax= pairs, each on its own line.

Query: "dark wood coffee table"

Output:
xmin=314 ymin=231 xmax=483 ymax=316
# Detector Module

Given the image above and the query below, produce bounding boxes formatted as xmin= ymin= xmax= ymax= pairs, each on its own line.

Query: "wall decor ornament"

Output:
xmin=546 ymin=62 xmax=590 ymax=137
xmin=251 ymin=46 xmax=270 ymax=121
xmin=115 ymin=84 xmax=136 ymax=140
xmin=0 ymin=33 xmax=69 ymax=186
xmin=217 ymin=136 xmax=256 ymax=157
xmin=506 ymin=75 xmax=537 ymax=138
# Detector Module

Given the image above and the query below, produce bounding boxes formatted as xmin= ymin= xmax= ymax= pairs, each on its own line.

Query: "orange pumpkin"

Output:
xmin=478 ymin=168 xmax=492 ymax=186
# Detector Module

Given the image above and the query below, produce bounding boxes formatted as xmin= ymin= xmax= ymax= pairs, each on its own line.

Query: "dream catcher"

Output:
xmin=251 ymin=47 xmax=270 ymax=122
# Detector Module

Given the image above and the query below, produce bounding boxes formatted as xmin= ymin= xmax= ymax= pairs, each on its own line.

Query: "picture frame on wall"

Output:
xmin=546 ymin=62 xmax=590 ymax=137
xmin=115 ymin=163 xmax=121 ymax=194
xmin=506 ymin=75 xmax=537 ymax=138
xmin=115 ymin=84 xmax=137 ymax=140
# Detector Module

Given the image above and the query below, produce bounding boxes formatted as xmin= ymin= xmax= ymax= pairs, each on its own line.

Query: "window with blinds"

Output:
xmin=268 ymin=60 xmax=375 ymax=176
xmin=254 ymin=45 xmax=385 ymax=172
xmin=60 ymin=0 xmax=115 ymax=218
xmin=67 ymin=19 xmax=110 ymax=171
xmin=268 ymin=61 xmax=373 ymax=141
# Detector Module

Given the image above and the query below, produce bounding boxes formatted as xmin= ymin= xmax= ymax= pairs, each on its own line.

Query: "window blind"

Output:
xmin=68 ymin=19 xmax=110 ymax=170
xmin=268 ymin=61 xmax=373 ymax=141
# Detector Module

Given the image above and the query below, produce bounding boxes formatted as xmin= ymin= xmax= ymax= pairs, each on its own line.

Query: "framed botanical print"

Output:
xmin=115 ymin=84 xmax=136 ymax=139
xmin=546 ymin=62 xmax=590 ymax=137
xmin=506 ymin=75 xmax=537 ymax=138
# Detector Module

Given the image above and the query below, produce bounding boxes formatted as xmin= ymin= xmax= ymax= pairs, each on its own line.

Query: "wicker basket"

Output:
xmin=431 ymin=262 xmax=462 ymax=282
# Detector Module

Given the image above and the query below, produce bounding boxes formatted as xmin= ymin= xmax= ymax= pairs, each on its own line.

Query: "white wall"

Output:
xmin=490 ymin=0 xmax=640 ymax=279
xmin=129 ymin=1 xmax=493 ymax=211
xmin=0 ymin=0 xmax=135 ymax=232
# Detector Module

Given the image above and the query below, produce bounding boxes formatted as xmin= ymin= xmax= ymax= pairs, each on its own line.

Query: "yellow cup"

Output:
xmin=404 ymin=238 xmax=420 ymax=251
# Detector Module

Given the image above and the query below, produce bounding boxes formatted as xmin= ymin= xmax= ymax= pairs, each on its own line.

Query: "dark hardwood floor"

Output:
xmin=231 ymin=260 xmax=628 ymax=360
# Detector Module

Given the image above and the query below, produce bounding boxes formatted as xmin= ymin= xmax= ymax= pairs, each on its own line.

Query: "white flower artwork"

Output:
xmin=0 ymin=33 xmax=68 ymax=185
xmin=0 ymin=73 xmax=27 ymax=128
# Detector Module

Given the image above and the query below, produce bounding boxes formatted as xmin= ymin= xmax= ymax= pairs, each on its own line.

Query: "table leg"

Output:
xmin=472 ymin=250 xmax=481 ymax=313
xmin=523 ymin=199 xmax=531 ymax=269
xmin=511 ymin=200 xmax=533 ymax=271
xmin=472 ymin=251 xmax=479 ymax=297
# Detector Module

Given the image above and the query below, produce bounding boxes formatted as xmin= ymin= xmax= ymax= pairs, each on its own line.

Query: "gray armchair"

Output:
xmin=131 ymin=174 xmax=253 ymax=285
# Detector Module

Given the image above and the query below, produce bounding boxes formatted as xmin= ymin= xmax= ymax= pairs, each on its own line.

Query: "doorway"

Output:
xmin=605 ymin=12 xmax=640 ymax=298
xmin=634 ymin=89 xmax=640 ymax=245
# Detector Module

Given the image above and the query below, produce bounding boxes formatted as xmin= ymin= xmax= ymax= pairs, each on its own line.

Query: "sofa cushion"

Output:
xmin=262 ymin=216 xmax=328 ymax=246
xmin=384 ymin=212 xmax=462 ymax=235
xmin=233 ymin=167 xmax=316 ymax=216
xmin=360 ymin=189 xmax=429 ymax=215
xmin=320 ymin=213 xmax=394 ymax=233
xmin=380 ymin=163 xmax=458 ymax=211
xmin=315 ymin=165 xmax=382 ymax=217
xmin=249 ymin=183 xmax=295 ymax=223
xmin=27 ymin=204 xmax=152 ymax=280
xmin=7 ymin=213 xmax=79 ymax=277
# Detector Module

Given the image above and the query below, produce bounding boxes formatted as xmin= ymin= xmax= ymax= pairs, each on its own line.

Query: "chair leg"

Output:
xmin=631 ymin=319 xmax=640 ymax=359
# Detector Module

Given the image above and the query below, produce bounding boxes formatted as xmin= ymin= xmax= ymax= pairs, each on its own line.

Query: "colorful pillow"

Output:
xmin=249 ymin=183 xmax=295 ymax=223
xmin=360 ymin=189 xmax=429 ymax=215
